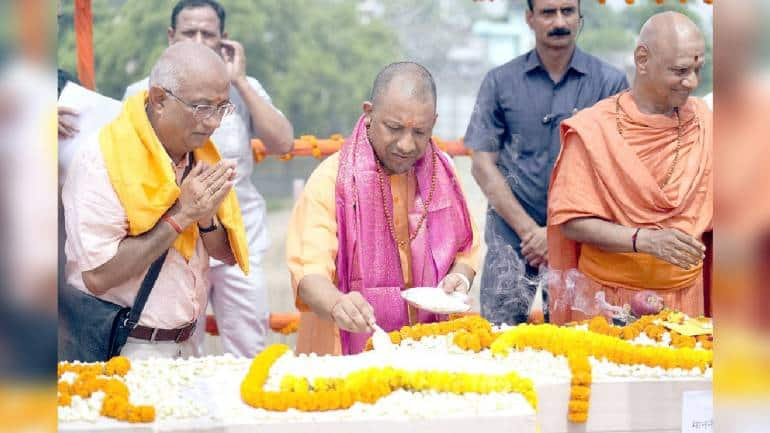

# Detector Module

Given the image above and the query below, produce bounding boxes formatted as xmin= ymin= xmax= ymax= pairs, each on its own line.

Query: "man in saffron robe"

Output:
xmin=547 ymin=12 xmax=712 ymax=323
xmin=287 ymin=62 xmax=480 ymax=355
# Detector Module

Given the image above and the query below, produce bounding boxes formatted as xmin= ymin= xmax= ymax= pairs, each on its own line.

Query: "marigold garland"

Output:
xmin=241 ymin=343 xmax=537 ymax=413
xmin=251 ymin=135 xmax=470 ymax=163
xmin=491 ymin=321 xmax=713 ymax=424
xmin=567 ymin=352 xmax=591 ymax=422
xmin=452 ymin=327 xmax=499 ymax=352
xmin=583 ymin=312 xmax=713 ymax=349
xmin=364 ymin=315 xmax=493 ymax=351
xmin=57 ymin=356 xmax=155 ymax=423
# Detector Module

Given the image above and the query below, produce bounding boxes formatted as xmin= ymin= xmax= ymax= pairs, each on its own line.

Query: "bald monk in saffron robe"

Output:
xmin=547 ymin=12 xmax=712 ymax=323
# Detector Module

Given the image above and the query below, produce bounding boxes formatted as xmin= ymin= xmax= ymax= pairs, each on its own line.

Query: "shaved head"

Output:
xmin=149 ymin=40 xmax=227 ymax=93
xmin=637 ymin=11 xmax=704 ymax=58
xmin=363 ymin=62 xmax=438 ymax=175
xmin=370 ymin=62 xmax=437 ymax=109
xmin=633 ymin=12 xmax=706 ymax=114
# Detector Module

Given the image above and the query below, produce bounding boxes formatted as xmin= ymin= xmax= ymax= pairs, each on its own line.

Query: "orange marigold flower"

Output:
xmin=103 ymin=379 xmax=129 ymax=399
xmin=621 ymin=327 xmax=639 ymax=340
xmin=673 ymin=335 xmax=696 ymax=349
xmin=571 ymin=372 xmax=593 ymax=386
xmin=644 ymin=325 xmax=664 ymax=341
xmin=570 ymin=385 xmax=591 ymax=401
xmin=127 ymin=407 xmax=143 ymax=423
xmin=105 ymin=356 xmax=131 ymax=376
xmin=568 ymin=411 xmax=589 ymax=423
xmin=568 ymin=400 xmax=590 ymax=413
xmin=588 ymin=316 xmax=610 ymax=334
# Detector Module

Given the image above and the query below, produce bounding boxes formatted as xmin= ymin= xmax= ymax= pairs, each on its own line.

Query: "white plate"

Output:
xmin=401 ymin=287 xmax=471 ymax=314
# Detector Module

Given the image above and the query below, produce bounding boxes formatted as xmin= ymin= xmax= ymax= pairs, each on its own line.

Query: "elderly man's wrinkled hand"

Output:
xmin=330 ymin=292 xmax=375 ymax=334
xmin=637 ymin=228 xmax=705 ymax=270
xmin=176 ymin=160 xmax=235 ymax=227
xmin=58 ymin=106 xmax=79 ymax=138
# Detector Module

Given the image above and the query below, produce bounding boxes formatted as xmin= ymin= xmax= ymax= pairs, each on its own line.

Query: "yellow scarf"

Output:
xmin=99 ymin=91 xmax=249 ymax=274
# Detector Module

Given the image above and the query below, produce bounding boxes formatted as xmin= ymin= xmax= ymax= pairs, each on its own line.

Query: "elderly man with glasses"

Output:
xmin=123 ymin=0 xmax=294 ymax=358
xmin=62 ymin=42 xmax=250 ymax=360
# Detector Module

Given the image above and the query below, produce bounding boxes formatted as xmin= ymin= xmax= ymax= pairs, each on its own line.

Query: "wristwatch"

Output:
xmin=198 ymin=220 xmax=218 ymax=233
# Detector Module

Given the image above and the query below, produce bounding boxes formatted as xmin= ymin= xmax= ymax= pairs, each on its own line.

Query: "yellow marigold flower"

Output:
xmin=104 ymin=356 xmax=131 ymax=376
xmin=568 ymin=354 xmax=590 ymax=372
xmin=568 ymin=411 xmax=588 ymax=423
xmin=674 ymin=335 xmax=696 ymax=349
xmin=571 ymin=372 xmax=593 ymax=386
xmin=127 ymin=407 xmax=143 ymax=423
xmin=643 ymin=325 xmax=664 ymax=341
xmin=113 ymin=399 xmax=131 ymax=421
xmin=388 ymin=331 xmax=401 ymax=344
xmin=621 ymin=327 xmax=639 ymax=340
xmin=103 ymin=378 xmax=129 ymax=399
xmin=570 ymin=385 xmax=591 ymax=401
xmin=138 ymin=405 xmax=155 ymax=422
xmin=468 ymin=335 xmax=482 ymax=352
xmin=58 ymin=393 xmax=72 ymax=406
xmin=568 ymin=400 xmax=590 ymax=413
xmin=588 ymin=316 xmax=610 ymax=334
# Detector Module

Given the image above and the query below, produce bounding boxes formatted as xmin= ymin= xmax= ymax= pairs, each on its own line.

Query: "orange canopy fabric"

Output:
xmin=74 ymin=0 xmax=95 ymax=90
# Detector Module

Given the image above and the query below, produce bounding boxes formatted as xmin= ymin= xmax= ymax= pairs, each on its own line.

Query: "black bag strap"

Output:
xmin=125 ymin=152 xmax=195 ymax=329
xmin=125 ymin=251 xmax=167 ymax=328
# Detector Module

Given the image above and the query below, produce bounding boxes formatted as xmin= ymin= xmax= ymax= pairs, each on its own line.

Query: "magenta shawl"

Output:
xmin=335 ymin=115 xmax=473 ymax=354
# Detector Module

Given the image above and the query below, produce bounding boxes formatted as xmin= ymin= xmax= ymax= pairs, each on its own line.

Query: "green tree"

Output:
xmin=578 ymin=1 xmax=635 ymax=54
xmin=58 ymin=0 xmax=402 ymax=136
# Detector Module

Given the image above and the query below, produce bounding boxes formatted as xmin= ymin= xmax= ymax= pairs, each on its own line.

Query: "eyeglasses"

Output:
xmin=163 ymin=88 xmax=235 ymax=121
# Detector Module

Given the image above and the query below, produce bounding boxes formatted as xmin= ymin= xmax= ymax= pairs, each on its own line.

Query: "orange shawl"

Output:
xmin=547 ymin=93 xmax=712 ymax=322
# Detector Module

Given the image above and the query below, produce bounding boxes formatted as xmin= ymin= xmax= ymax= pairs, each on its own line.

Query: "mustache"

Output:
xmin=548 ymin=27 xmax=572 ymax=37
